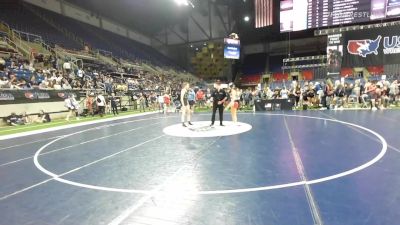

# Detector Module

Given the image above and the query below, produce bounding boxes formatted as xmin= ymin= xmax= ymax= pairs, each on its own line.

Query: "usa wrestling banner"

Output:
xmin=342 ymin=25 xmax=400 ymax=67
xmin=0 ymin=90 xmax=80 ymax=105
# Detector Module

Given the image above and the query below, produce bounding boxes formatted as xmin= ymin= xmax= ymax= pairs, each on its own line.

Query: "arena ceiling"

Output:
xmin=64 ymin=0 xmax=316 ymax=45
xmin=64 ymin=0 xmax=228 ymax=36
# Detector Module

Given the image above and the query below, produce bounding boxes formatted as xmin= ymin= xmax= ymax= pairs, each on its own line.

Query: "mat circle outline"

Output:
xmin=33 ymin=114 xmax=388 ymax=195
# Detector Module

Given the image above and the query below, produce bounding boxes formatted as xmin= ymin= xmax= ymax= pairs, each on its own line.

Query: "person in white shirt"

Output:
xmin=64 ymin=94 xmax=80 ymax=121
xmin=77 ymin=69 xmax=84 ymax=80
xmin=157 ymin=94 xmax=164 ymax=113
xmin=96 ymin=93 xmax=106 ymax=117
xmin=280 ymin=87 xmax=289 ymax=99
xmin=63 ymin=62 xmax=71 ymax=71
xmin=62 ymin=78 xmax=72 ymax=90
xmin=53 ymin=81 xmax=62 ymax=90
xmin=0 ymin=77 xmax=9 ymax=88
xmin=39 ymin=80 xmax=49 ymax=89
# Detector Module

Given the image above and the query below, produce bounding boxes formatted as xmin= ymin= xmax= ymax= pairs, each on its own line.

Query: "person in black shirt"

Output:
xmin=210 ymin=80 xmax=227 ymax=126
xmin=7 ymin=112 xmax=22 ymax=126
xmin=110 ymin=93 xmax=119 ymax=116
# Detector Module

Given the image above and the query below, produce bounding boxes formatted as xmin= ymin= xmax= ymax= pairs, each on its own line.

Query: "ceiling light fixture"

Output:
xmin=174 ymin=0 xmax=195 ymax=8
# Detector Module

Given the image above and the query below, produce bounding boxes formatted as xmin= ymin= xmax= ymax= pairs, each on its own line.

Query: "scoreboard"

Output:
xmin=280 ymin=0 xmax=400 ymax=32
xmin=224 ymin=38 xmax=240 ymax=59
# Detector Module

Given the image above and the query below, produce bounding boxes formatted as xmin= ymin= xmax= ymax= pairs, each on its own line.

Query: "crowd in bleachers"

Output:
xmin=0 ymin=1 xmax=200 ymax=95
xmin=239 ymin=77 xmax=400 ymax=110
xmin=0 ymin=53 xmax=197 ymax=93
xmin=0 ymin=51 xmax=203 ymax=126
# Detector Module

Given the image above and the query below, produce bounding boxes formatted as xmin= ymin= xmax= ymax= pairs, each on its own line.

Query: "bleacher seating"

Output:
xmin=28 ymin=4 xmax=178 ymax=68
xmin=0 ymin=6 xmax=82 ymax=50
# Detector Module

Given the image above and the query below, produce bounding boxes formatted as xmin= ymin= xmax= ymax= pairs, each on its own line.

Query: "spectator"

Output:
xmin=139 ymin=93 xmax=146 ymax=112
xmin=36 ymin=110 xmax=51 ymax=123
xmin=96 ymin=93 xmax=106 ymax=117
xmin=53 ymin=80 xmax=62 ymax=90
xmin=366 ymin=81 xmax=377 ymax=110
xmin=64 ymin=94 xmax=80 ymax=121
xmin=334 ymin=80 xmax=345 ymax=110
xmin=0 ymin=77 xmax=10 ymax=88
xmin=0 ymin=57 xmax=5 ymax=71
xmin=6 ymin=112 xmax=24 ymax=126
xmin=188 ymin=85 xmax=196 ymax=113
xmin=163 ymin=92 xmax=171 ymax=114
xmin=110 ymin=93 xmax=119 ymax=116
xmin=281 ymin=87 xmax=289 ymax=99
xmin=157 ymin=94 xmax=164 ymax=113
xmin=352 ymin=79 xmax=361 ymax=108
xmin=389 ymin=80 xmax=399 ymax=106
xmin=21 ymin=112 xmax=31 ymax=124
xmin=196 ymin=89 xmax=205 ymax=107
xmin=86 ymin=93 xmax=95 ymax=116
xmin=62 ymin=79 xmax=72 ymax=89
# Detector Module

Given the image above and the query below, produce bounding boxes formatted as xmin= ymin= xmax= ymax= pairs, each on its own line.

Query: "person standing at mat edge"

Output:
xmin=181 ymin=82 xmax=193 ymax=127
xmin=226 ymin=83 xmax=241 ymax=124
xmin=211 ymin=80 xmax=227 ymax=126
xmin=64 ymin=94 xmax=80 ymax=121
xmin=110 ymin=93 xmax=119 ymax=116
xmin=96 ymin=93 xmax=106 ymax=117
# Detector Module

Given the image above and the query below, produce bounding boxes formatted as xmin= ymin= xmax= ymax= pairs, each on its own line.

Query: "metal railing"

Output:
xmin=0 ymin=21 xmax=33 ymax=58
xmin=12 ymin=30 xmax=42 ymax=43
xmin=3 ymin=36 xmax=24 ymax=57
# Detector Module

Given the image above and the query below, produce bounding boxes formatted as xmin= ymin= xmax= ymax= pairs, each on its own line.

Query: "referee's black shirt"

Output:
xmin=211 ymin=88 xmax=227 ymax=102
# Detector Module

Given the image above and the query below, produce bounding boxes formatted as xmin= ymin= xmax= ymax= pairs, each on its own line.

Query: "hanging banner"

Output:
xmin=342 ymin=25 xmax=400 ymax=67
xmin=327 ymin=33 xmax=343 ymax=75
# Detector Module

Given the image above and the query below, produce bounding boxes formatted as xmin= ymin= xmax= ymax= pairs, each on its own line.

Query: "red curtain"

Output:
xmin=302 ymin=71 xmax=314 ymax=80
xmin=366 ymin=66 xmax=384 ymax=75
xmin=340 ymin=68 xmax=353 ymax=77
xmin=240 ymin=74 xmax=261 ymax=85
xmin=272 ymin=73 xmax=289 ymax=81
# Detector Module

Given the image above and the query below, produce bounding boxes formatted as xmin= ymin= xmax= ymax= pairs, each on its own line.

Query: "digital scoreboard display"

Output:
xmin=280 ymin=0 xmax=400 ymax=32
xmin=224 ymin=38 xmax=240 ymax=59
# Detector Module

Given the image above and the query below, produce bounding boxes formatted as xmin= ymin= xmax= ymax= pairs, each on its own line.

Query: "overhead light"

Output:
xmin=173 ymin=0 xmax=194 ymax=8
xmin=190 ymin=44 xmax=193 ymax=48
xmin=244 ymin=16 xmax=250 ymax=22
xmin=203 ymin=42 xmax=207 ymax=46
xmin=174 ymin=0 xmax=188 ymax=6
xmin=196 ymin=48 xmax=199 ymax=51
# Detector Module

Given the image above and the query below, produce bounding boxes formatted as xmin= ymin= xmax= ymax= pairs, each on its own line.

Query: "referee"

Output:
xmin=210 ymin=80 xmax=227 ymax=126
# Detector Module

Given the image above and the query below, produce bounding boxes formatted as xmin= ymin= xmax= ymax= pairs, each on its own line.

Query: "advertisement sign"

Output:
xmin=342 ymin=25 xmax=400 ymax=67
xmin=0 ymin=90 xmax=80 ymax=105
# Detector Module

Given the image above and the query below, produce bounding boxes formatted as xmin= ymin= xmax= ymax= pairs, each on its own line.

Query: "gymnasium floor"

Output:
xmin=0 ymin=110 xmax=399 ymax=225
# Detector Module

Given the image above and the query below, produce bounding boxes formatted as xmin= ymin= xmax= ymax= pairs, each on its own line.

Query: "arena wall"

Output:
xmin=1 ymin=101 xmax=70 ymax=126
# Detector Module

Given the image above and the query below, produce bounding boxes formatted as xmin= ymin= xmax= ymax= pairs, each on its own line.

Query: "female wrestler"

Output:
xmin=181 ymin=82 xmax=192 ymax=127
xmin=226 ymin=83 xmax=241 ymax=123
